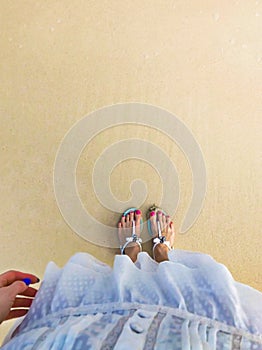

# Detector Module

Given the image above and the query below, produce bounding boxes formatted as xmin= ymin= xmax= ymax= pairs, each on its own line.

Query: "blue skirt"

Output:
xmin=2 ymin=250 xmax=262 ymax=349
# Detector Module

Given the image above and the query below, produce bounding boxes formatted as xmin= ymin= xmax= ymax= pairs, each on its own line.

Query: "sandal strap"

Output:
xmin=152 ymin=235 xmax=172 ymax=260
xmin=153 ymin=236 xmax=171 ymax=249
xmin=120 ymin=235 xmax=142 ymax=255
xmin=126 ymin=235 xmax=142 ymax=244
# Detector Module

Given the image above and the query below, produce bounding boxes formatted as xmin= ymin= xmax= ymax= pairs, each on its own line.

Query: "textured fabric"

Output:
xmin=2 ymin=250 xmax=262 ymax=349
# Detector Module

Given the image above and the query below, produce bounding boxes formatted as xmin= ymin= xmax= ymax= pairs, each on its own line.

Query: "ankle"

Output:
xmin=124 ymin=245 xmax=140 ymax=262
xmin=154 ymin=244 xmax=169 ymax=262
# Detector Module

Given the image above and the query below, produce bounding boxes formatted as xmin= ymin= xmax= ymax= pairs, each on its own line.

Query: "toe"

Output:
xmin=168 ymin=221 xmax=175 ymax=247
xmin=135 ymin=210 xmax=141 ymax=235
xmin=126 ymin=213 xmax=130 ymax=227
xmin=150 ymin=211 xmax=157 ymax=237
xmin=118 ymin=222 xmax=124 ymax=246
xmin=162 ymin=214 xmax=167 ymax=232
xmin=157 ymin=211 xmax=163 ymax=231
xmin=121 ymin=215 xmax=126 ymax=228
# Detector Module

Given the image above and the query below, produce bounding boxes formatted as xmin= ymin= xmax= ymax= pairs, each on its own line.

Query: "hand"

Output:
xmin=0 ymin=270 xmax=39 ymax=324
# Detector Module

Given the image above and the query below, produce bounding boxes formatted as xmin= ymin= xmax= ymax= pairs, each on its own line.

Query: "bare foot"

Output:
xmin=118 ymin=210 xmax=142 ymax=263
xmin=149 ymin=210 xmax=175 ymax=263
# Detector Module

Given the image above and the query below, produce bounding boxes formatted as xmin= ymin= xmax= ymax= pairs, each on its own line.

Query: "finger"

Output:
xmin=0 ymin=270 xmax=40 ymax=287
xmin=5 ymin=281 xmax=29 ymax=301
xmin=18 ymin=286 xmax=38 ymax=298
xmin=12 ymin=297 xmax=33 ymax=308
xmin=5 ymin=283 xmax=38 ymax=302
xmin=5 ymin=309 xmax=29 ymax=321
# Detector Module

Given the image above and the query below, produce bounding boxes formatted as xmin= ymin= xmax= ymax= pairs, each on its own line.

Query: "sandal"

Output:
xmin=120 ymin=208 xmax=143 ymax=255
xmin=147 ymin=204 xmax=173 ymax=259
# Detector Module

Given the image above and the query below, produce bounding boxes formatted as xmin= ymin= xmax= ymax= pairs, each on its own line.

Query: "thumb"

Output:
xmin=5 ymin=281 xmax=28 ymax=301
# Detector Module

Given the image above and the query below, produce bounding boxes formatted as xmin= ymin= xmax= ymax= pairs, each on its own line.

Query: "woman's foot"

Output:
xmin=150 ymin=210 xmax=175 ymax=263
xmin=118 ymin=210 xmax=142 ymax=263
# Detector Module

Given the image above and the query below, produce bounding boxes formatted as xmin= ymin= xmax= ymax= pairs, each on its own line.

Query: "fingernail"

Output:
xmin=150 ymin=211 xmax=155 ymax=217
xmin=22 ymin=278 xmax=31 ymax=286
xmin=135 ymin=210 xmax=141 ymax=215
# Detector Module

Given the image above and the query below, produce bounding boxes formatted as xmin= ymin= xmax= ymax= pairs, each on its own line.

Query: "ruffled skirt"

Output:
xmin=2 ymin=250 xmax=262 ymax=349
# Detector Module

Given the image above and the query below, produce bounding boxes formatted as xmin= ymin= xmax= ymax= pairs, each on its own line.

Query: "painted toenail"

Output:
xmin=150 ymin=211 xmax=155 ymax=217
xmin=135 ymin=210 xmax=141 ymax=215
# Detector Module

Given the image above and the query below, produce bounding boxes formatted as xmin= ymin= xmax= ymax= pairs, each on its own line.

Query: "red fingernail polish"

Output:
xmin=150 ymin=211 xmax=155 ymax=217
xmin=135 ymin=210 xmax=141 ymax=215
